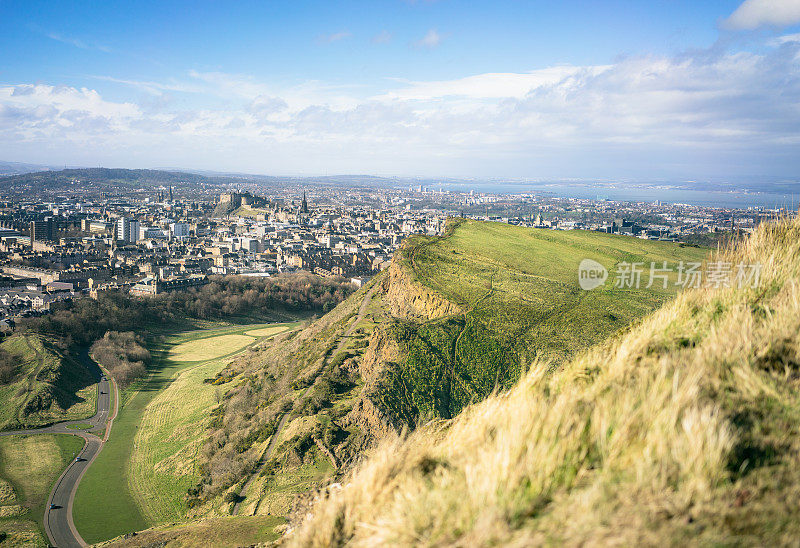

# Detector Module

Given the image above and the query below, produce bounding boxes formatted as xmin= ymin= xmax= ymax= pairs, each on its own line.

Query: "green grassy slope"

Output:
xmin=376 ymin=219 xmax=709 ymax=426
xmin=289 ymin=216 xmax=800 ymax=546
xmin=0 ymin=334 xmax=96 ymax=430
xmin=0 ymin=434 xmax=83 ymax=547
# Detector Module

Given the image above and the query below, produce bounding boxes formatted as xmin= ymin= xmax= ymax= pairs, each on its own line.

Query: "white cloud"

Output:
xmin=724 ymin=0 xmax=800 ymax=29
xmin=769 ymin=32 xmax=800 ymax=45
xmin=2 ymin=41 xmax=799 ymax=178
xmin=378 ymin=66 xmax=610 ymax=101
xmin=413 ymin=29 xmax=442 ymax=49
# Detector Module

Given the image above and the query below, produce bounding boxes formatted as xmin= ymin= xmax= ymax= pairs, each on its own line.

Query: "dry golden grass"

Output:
xmin=288 ymin=217 xmax=800 ymax=547
xmin=0 ymin=477 xmax=17 ymax=504
xmin=99 ymin=515 xmax=285 ymax=547
xmin=0 ymin=504 xmax=25 ymax=517
xmin=0 ymin=521 xmax=43 ymax=547
xmin=168 ymin=334 xmax=255 ymax=362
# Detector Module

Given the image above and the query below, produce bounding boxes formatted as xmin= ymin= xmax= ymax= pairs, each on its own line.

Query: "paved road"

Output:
xmin=0 ymin=351 xmax=116 ymax=548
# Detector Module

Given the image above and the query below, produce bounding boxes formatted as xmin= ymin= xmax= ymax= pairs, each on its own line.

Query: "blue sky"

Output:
xmin=1 ymin=0 xmax=799 ymax=180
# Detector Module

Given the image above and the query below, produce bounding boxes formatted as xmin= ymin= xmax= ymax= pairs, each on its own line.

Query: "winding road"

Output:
xmin=0 ymin=351 xmax=118 ymax=548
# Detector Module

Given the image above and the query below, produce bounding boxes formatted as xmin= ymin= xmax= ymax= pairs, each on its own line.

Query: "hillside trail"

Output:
xmin=448 ymin=270 xmax=496 ymax=407
xmin=233 ymin=282 xmax=379 ymax=515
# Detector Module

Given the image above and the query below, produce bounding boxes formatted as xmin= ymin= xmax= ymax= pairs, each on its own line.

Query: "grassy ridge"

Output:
xmin=0 ymin=334 xmax=96 ymax=431
xmin=289 ymin=217 xmax=800 ymax=546
xmin=74 ymin=322 xmax=297 ymax=544
xmin=377 ymin=220 xmax=709 ymax=426
xmin=90 ymin=222 xmax=717 ymax=545
xmin=187 ymin=222 xmax=709 ymax=532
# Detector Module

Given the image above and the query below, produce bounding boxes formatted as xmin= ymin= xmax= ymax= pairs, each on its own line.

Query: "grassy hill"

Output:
xmin=287 ymin=217 xmax=800 ymax=546
xmin=378 ymin=219 xmax=708 ymax=427
xmin=0 ymin=333 xmax=96 ymax=430
xmin=174 ymin=220 xmax=708 ymax=535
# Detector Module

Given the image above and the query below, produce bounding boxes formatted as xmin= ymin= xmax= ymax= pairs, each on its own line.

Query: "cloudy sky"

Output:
xmin=1 ymin=0 xmax=799 ymax=181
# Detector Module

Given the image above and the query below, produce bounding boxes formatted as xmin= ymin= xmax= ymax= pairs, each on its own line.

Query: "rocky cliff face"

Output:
xmin=383 ymin=247 xmax=462 ymax=320
xmin=346 ymin=242 xmax=461 ymax=441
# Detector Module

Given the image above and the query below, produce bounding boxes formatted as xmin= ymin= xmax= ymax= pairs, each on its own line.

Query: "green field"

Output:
xmin=168 ymin=334 xmax=256 ymax=362
xmin=74 ymin=321 xmax=299 ymax=544
xmin=0 ymin=334 xmax=96 ymax=431
xmin=0 ymin=434 xmax=84 ymax=546
xmin=245 ymin=325 xmax=291 ymax=338
xmin=129 ymin=355 xmax=237 ymax=523
xmin=377 ymin=220 xmax=710 ymax=426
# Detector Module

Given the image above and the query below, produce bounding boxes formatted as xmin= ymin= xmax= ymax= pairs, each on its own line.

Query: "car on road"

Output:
xmin=75 ymin=457 xmax=85 ymax=462
xmin=49 ymin=504 xmax=57 ymax=510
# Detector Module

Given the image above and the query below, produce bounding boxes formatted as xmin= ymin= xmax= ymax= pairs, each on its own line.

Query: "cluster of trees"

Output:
xmin=27 ymin=273 xmax=354 ymax=350
xmin=0 ymin=348 xmax=21 ymax=384
xmin=25 ymin=291 xmax=152 ymax=349
xmin=153 ymin=272 xmax=354 ymax=319
xmin=24 ymin=272 xmax=354 ymax=385
xmin=90 ymin=332 xmax=150 ymax=387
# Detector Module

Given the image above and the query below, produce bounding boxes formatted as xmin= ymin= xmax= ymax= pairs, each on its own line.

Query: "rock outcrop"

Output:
xmin=345 ymin=241 xmax=461 ymax=441
xmin=383 ymin=252 xmax=462 ymax=320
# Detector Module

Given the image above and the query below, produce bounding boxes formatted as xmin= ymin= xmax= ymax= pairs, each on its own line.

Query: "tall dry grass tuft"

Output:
xmin=287 ymin=216 xmax=800 ymax=547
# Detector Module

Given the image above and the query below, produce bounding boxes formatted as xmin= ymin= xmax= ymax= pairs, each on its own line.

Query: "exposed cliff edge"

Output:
xmin=343 ymin=324 xmax=402 ymax=439
xmin=345 ymin=238 xmax=462 ymax=441
xmin=382 ymin=241 xmax=462 ymax=321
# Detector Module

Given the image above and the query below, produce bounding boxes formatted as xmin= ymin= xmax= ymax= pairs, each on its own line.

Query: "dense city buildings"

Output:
xmin=0 ymin=171 xmax=788 ymax=323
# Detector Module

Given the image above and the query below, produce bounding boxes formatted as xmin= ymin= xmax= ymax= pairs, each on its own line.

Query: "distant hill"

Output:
xmin=0 ymin=167 xmax=226 ymax=194
xmin=0 ymin=160 xmax=60 ymax=176
xmin=0 ymin=167 xmax=418 ymax=197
